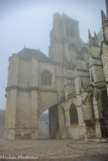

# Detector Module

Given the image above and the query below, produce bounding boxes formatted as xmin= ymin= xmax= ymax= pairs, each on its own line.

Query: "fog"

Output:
xmin=0 ymin=0 xmax=105 ymax=109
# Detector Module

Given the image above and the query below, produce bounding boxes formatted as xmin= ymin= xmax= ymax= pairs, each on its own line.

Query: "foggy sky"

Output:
xmin=0 ymin=0 xmax=106 ymax=109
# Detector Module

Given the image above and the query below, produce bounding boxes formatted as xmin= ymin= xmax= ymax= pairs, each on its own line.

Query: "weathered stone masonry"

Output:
xmin=4 ymin=2 xmax=108 ymax=140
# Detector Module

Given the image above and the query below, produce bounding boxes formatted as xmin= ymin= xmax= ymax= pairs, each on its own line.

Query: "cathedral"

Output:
xmin=4 ymin=1 xmax=108 ymax=140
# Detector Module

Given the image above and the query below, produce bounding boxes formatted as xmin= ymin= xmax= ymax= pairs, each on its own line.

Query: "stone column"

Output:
xmin=30 ymin=58 xmax=39 ymax=140
xmin=4 ymin=55 xmax=19 ymax=140
xmin=93 ymin=96 xmax=102 ymax=138
xmin=58 ymin=104 xmax=67 ymax=139
xmin=80 ymin=91 xmax=91 ymax=140
xmin=74 ymin=75 xmax=86 ymax=139
xmin=4 ymin=89 xmax=17 ymax=140
xmin=101 ymin=42 xmax=108 ymax=94
xmin=95 ymin=120 xmax=102 ymax=138
xmin=11 ymin=55 xmax=19 ymax=86
xmin=93 ymin=96 xmax=100 ymax=119
xmin=65 ymin=109 xmax=71 ymax=138
xmin=31 ymin=91 xmax=38 ymax=140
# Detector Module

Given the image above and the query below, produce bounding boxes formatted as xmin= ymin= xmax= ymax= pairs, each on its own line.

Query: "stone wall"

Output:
xmin=4 ymin=11 xmax=108 ymax=140
xmin=0 ymin=110 xmax=5 ymax=139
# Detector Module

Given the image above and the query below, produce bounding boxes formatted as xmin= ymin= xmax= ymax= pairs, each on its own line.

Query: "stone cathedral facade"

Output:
xmin=4 ymin=3 xmax=108 ymax=140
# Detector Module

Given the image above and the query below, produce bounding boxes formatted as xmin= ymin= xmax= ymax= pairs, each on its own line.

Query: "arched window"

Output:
xmin=102 ymin=90 xmax=108 ymax=117
xmin=41 ymin=70 xmax=51 ymax=85
xmin=69 ymin=104 xmax=78 ymax=124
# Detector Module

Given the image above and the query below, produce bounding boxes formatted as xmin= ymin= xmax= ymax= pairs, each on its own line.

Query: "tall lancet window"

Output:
xmin=70 ymin=104 xmax=78 ymax=124
xmin=41 ymin=70 xmax=51 ymax=85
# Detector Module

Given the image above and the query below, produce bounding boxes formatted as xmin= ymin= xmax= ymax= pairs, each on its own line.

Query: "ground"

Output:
xmin=0 ymin=139 xmax=108 ymax=161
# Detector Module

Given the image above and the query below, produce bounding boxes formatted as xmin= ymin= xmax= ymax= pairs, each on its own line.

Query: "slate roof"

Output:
xmin=17 ymin=48 xmax=52 ymax=63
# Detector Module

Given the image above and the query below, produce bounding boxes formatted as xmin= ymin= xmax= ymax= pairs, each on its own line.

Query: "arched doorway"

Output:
xmin=69 ymin=104 xmax=79 ymax=139
xmin=38 ymin=110 xmax=49 ymax=139
xmin=38 ymin=105 xmax=59 ymax=139
xmin=69 ymin=104 xmax=78 ymax=125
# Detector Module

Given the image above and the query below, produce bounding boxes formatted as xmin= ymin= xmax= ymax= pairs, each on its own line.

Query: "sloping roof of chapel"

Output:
xmin=17 ymin=48 xmax=52 ymax=63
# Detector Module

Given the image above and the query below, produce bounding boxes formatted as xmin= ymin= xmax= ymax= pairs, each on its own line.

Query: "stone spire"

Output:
xmin=88 ymin=29 xmax=92 ymax=39
xmin=101 ymin=0 xmax=108 ymax=26
xmin=101 ymin=1 xmax=108 ymax=43
xmin=94 ymin=30 xmax=97 ymax=38
xmin=88 ymin=29 xmax=99 ymax=47
xmin=105 ymin=0 xmax=108 ymax=18
xmin=101 ymin=10 xmax=108 ymax=26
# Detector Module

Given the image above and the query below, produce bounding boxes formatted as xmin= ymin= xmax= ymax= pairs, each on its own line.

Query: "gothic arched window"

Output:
xmin=69 ymin=104 xmax=78 ymax=124
xmin=41 ymin=70 xmax=51 ymax=85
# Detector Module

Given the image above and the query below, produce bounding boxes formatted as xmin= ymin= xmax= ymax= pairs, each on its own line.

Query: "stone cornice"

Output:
xmin=89 ymin=64 xmax=103 ymax=68
xmin=6 ymin=86 xmax=57 ymax=93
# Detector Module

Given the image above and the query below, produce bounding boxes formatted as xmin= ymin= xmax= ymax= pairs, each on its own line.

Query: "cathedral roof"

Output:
xmin=17 ymin=48 xmax=52 ymax=63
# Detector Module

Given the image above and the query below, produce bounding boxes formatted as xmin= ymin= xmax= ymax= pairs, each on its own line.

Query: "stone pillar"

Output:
xmin=4 ymin=55 xmax=19 ymax=140
xmin=65 ymin=109 xmax=71 ymax=138
xmin=30 ymin=58 xmax=39 ymax=140
xmin=4 ymin=89 xmax=17 ymax=140
xmin=95 ymin=120 xmax=102 ymax=138
xmin=75 ymin=75 xmax=85 ymax=139
xmin=9 ymin=55 xmax=19 ymax=86
xmin=80 ymin=91 xmax=91 ymax=140
xmin=78 ymin=105 xmax=87 ymax=139
xmin=83 ymin=122 xmax=88 ymax=141
xmin=93 ymin=96 xmax=100 ymax=119
xmin=93 ymin=96 xmax=102 ymax=138
xmin=31 ymin=91 xmax=38 ymax=140
xmin=58 ymin=104 xmax=67 ymax=139
xmin=101 ymin=42 xmax=108 ymax=94
xmin=7 ymin=57 xmax=13 ymax=86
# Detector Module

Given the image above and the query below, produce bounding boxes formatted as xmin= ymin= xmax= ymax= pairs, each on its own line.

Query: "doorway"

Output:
xmin=38 ymin=110 xmax=49 ymax=139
